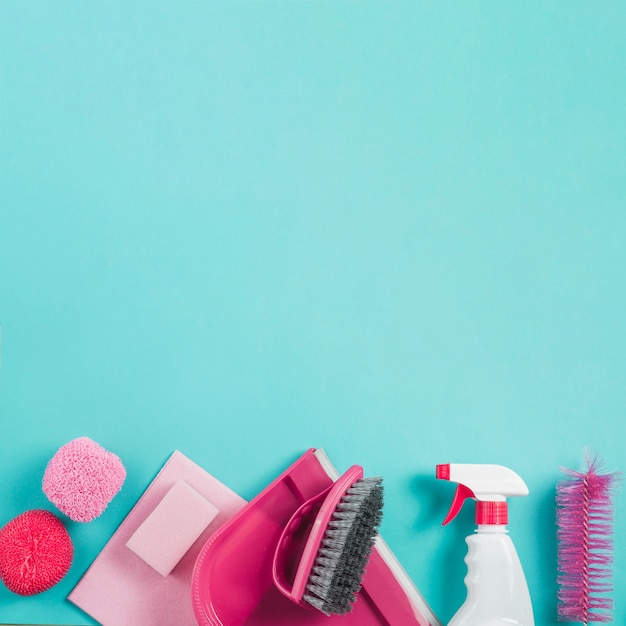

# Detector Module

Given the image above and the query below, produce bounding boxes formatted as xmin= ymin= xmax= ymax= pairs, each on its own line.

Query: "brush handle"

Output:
xmin=272 ymin=465 xmax=364 ymax=606
xmin=272 ymin=484 xmax=331 ymax=605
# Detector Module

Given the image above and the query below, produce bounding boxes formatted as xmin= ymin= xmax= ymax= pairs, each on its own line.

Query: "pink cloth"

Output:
xmin=68 ymin=451 xmax=245 ymax=626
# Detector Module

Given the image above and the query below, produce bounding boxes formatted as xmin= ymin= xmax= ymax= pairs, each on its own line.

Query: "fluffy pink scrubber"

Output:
xmin=43 ymin=437 xmax=126 ymax=522
xmin=0 ymin=509 xmax=73 ymax=595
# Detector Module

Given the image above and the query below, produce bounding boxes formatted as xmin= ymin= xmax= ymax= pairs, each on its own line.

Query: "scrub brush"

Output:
xmin=556 ymin=452 xmax=620 ymax=624
xmin=273 ymin=464 xmax=384 ymax=615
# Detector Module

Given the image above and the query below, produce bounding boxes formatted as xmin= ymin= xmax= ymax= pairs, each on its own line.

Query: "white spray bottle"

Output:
xmin=436 ymin=463 xmax=535 ymax=626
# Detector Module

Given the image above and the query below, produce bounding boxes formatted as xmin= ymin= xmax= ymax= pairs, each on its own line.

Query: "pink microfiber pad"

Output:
xmin=0 ymin=509 xmax=73 ymax=596
xmin=43 ymin=437 xmax=126 ymax=522
xmin=68 ymin=451 xmax=245 ymax=626
xmin=126 ymin=480 xmax=219 ymax=576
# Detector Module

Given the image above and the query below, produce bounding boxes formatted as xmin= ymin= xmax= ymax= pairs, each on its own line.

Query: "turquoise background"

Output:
xmin=1 ymin=2 xmax=625 ymax=624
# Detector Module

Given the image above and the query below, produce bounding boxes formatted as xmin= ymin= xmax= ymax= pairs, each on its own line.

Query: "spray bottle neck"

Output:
xmin=476 ymin=500 xmax=508 ymax=525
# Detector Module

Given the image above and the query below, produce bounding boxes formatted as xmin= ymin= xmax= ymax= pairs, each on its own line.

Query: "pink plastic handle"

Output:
xmin=272 ymin=485 xmax=331 ymax=604
xmin=442 ymin=483 xmax=475 ymax=525
xmin=272 ymin=465 xmax=364 ymax=607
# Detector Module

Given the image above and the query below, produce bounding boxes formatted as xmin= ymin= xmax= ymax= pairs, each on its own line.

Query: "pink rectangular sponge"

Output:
xmin=126 ymin=479 xmax=219 ymax=576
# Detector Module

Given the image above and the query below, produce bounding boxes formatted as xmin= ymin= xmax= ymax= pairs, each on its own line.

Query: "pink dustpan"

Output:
xmin=191 ymin=448 xmax=440 ymax=626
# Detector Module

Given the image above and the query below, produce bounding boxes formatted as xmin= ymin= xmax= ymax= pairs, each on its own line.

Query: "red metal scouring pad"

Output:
xmin=0 ymin=509 xmax=73 ymax=595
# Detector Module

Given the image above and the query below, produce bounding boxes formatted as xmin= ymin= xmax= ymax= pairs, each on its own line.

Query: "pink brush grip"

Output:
xmin=272 ymin=465 xmax=363 ymax=606
xmin=272 ymin=486 xmax=330 ymax=604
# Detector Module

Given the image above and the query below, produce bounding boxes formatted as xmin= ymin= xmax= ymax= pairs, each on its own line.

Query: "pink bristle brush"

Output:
xmin=556 ymin=452 xmax=620 ymax=624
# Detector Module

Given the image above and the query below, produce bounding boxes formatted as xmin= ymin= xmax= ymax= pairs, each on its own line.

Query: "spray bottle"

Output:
xmin=436 ymin=463 xmax=534 ymax=626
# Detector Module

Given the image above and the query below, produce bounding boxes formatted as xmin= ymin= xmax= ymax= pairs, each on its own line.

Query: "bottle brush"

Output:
xmin=556 ymin=453 xmax=620 ymax=624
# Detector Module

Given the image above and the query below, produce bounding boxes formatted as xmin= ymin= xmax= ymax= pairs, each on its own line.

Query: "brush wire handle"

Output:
xmin=272 ymin=465 xmax=364 ymax=608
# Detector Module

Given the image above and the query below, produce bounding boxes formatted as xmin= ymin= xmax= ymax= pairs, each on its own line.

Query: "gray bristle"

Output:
xmin=303 ymin=476 xmax=383 ymax=616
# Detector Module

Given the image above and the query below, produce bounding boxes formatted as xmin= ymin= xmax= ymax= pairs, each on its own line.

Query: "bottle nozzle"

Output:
xmin=436 ymin=464 xmax=450 ymax=480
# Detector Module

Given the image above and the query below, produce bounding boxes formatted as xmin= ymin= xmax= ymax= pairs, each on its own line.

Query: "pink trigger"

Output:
xmin=442 ymin=484 xmax=475 ymax=525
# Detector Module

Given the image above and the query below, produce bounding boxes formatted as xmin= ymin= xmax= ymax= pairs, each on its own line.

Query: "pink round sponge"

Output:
xmin=43 ymin=436 xmax=126 ymax=522
xmin=0 ymin=509 xmax=73 ymax=595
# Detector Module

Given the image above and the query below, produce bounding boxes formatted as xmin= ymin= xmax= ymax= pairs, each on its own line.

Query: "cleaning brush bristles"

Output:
xmin=303 ymin=476 xmax=384 ymax=615
xmin=556 ymin=453 xmax=620 ymax=624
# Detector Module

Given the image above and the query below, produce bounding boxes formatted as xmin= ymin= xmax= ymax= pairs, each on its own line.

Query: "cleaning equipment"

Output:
xmin=192 ymin=448 xmax=441 ymax=626
xmin=0 ymin=509 xmax=73 ymax=596
xmin=126 ymin=479 xmax=221 ymax=577
xmin=43 ymin=436 xmax=126 ymax=522
xmin=556 ymin=453 xmax=619 ymax=624
xmin=69 ymin=451 xmax=246 ymax=626
xmin=273 ymin=464 xmax=383 ymax=615
xmin=436 ymin=463 xmax=534 ymax=626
